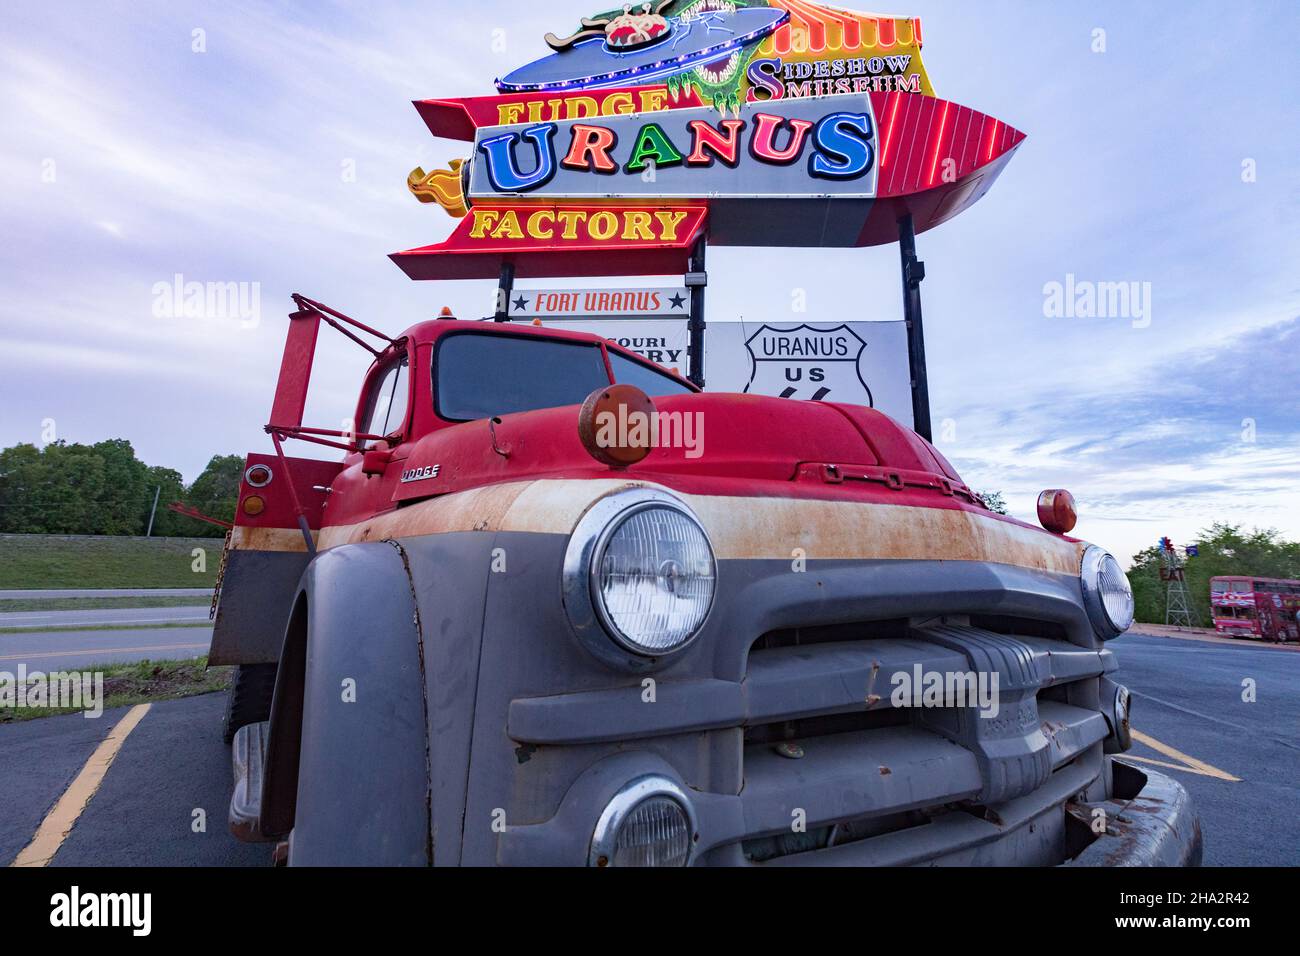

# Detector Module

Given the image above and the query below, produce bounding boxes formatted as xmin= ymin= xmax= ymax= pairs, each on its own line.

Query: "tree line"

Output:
xmin=1127 ymin=523 xmax=1300 ymax=625
xmin=0 ymin=440 xmax=244 ymax=539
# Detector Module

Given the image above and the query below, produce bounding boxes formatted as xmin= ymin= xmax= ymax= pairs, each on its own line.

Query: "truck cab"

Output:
xmin=210 ymin=297 xmax=1201 ymax=867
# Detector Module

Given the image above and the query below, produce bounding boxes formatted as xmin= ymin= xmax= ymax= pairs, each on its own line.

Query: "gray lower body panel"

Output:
xmin=209 ymin=549 xmax=310 ymax=665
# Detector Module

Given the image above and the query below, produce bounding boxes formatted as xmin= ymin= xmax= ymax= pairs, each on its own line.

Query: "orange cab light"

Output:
xmin=242 ymin=495 xmax=266 ymax=516
xmin=1037 ymin=489 xmax=1077 ymax=534
xmin=577 ymin=384 xmax=656 ymax=468
xmin=437 ymin=306 xmax=455 ymax=319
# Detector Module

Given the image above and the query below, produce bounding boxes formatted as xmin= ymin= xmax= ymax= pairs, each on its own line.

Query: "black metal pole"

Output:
xmin=897 ymin=213 xmax=932 ymax=441
xmin=494 ymin=260 xmax=515 ymax=322
xmin=686 ymin=236 xmax=707 ymax=388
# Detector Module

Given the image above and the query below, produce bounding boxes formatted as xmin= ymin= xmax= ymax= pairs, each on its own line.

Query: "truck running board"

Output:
xmin=230 ymin=721 xmax=275 ymax=843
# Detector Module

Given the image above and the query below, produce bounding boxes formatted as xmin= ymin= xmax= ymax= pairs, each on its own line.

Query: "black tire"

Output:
xmin=222 ymin=663 xmax=278 ymax=744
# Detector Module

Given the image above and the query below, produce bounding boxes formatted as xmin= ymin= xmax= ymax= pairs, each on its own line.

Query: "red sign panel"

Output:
xmin=390 ymin=203 xmax=708 ymax=280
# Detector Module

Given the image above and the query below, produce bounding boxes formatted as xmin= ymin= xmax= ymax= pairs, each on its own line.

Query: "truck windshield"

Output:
xmin=436 ymin=333 xmax=612 ymax=421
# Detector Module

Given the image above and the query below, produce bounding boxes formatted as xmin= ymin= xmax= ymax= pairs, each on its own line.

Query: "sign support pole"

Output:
xmin=897 ymin=213 xmax=932 ymax=441
xmin=494 ymin=261 xmax=515 ymax=322
xmin=686 ymin=236 xmax=707 ymax=388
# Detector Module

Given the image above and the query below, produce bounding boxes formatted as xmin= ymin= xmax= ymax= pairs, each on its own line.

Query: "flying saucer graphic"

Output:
xmin=497 ymin=5 xmax=788 ymax=93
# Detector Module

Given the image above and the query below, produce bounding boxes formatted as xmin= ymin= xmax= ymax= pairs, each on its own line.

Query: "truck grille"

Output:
xmin=727 ymin=621 xmax=1110 ymax=864
xmin=504 ymin=617 xmax=1114 ymax=866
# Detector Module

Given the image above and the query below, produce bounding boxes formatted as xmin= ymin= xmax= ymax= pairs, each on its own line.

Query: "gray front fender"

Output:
xmin=263 ymin=541 xmax=431 ymax=866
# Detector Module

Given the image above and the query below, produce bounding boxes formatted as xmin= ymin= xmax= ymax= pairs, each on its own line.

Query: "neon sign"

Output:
xmin=470 ymin=92 xmax=878 ymax=200
xmin=391 ymin=3 xmax=1026 ymax=279
xmin=500 ymin=1 xmax=931 ymax=113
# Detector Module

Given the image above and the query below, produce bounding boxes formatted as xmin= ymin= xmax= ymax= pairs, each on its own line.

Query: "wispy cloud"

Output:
xmin=1 ymin=0 xmax=1297 ymax=569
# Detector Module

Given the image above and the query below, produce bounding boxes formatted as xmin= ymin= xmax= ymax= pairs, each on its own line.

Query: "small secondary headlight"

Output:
xmin=1081 ymin=545 xmax=1134 ymax=639
xmin=590 ymin=776 xmax=696 ymax=868
xmin=563 ymin=489 xmax=716 ymax=666
xmin=1100 ymin=677 xmax=1132 ymax=753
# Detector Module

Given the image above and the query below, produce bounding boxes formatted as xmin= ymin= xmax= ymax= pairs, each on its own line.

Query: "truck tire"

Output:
xmin=222 ymin=663 xmax=278 ymax=745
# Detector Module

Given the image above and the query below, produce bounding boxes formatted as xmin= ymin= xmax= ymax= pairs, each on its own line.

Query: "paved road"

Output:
xmin=0 ymin=605 xmax=211 ymax=630
xmin=1110 ymin=628 xmax=1300 ymax=866
xmin=0 ymin=588 xmax=211 ymax=599
xmin=0 ymin=695 xmax=270 ymax=867
xmin=0 ymin=628 xmax=1295 ymax=866
xmin=0 ymin=626 xmax=212 ymax=671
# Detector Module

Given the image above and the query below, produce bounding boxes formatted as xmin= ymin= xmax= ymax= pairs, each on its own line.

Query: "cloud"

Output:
xmin=1 ymin=0 xmax=1297 ymax=561
xmin=940 ymin=318 xmax=1300 ymax=563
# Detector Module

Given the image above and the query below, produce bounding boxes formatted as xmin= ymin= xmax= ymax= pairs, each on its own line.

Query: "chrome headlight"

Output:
xmin=1081 ymin=545 xmax=1134 ymax=639
xmin=563 ymin=489 xmax=716 ymax=667
xmin=589 ymin=775 xmax=697 ymax=867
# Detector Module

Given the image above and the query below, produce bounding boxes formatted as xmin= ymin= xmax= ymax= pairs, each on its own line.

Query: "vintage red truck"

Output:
xmin=206 ymin=294 xmax=1202 ymax=866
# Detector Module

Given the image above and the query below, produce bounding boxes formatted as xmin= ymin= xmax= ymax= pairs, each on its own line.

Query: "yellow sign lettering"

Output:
xmin=588 ymin=211 xmax=618 ymax=241
xmin=469 ymin=208 xmax=501 ymax=238
xmin=621 ymin=210 xmax=655 ymax=241
xmin=556 ymin=210 xmax=586 ymax=239
xmin=654 ymin=210 xmax=690 ymax=241
xmin=490 ymin=209 xmax=524 ymax=240
xmin=526 ymin=209 xmax=555 ymax=240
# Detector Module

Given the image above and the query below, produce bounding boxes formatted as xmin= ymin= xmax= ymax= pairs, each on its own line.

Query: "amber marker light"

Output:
xmin=1037 ymin=489 xmax=1078 ymax=534
xmin=242 ymin=495 xmax=266 ymax=516
xmin=578 ymin=384 xmax=656 ymax=468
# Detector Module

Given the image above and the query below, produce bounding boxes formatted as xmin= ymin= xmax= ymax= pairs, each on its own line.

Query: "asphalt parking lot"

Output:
xmin=1 ymin=629 xmax=1296 ymax=867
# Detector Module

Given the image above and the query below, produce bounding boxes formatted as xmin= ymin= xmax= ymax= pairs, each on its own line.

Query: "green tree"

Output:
xmin=0 ymin=443 xmax=48 ymax=533
xmin=90 ymin=439 xmax=150 ymax=534
xmin=185 ymin=454 xmax=245 ymax=536
xmin=0 ymin=441 xmax=245 ymax=537
xmin=142 ymin=465 xmax=188 ymax=537
xmin=1126 ymin=524 xmax=1300 ymax=625
xmin=977 ymin=490 xmax=1009 ymax=515
xmin=0 ymin=441 xmax=115 ymax=534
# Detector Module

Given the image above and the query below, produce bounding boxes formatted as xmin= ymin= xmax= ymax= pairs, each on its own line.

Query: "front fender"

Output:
xmin=262 ymin=541 xmax=431 ymax=866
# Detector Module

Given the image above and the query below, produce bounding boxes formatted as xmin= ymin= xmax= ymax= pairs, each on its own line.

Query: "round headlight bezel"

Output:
xmin=1081 ymin=545 xmax=1134 ymax=639
xmin=588 ymin=774 xmax=698 ymax=868
xmin=562 ymin=488 xmax=716 ymax=669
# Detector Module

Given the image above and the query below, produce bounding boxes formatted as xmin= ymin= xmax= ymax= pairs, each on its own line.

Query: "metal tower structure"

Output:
xmin=1159 ymin=537 xmax=1195 ymax=627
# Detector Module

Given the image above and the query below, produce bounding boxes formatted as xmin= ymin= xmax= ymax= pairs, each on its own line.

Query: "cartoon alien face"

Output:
xmin=604 ymin=4 xmax=672 ymax=51
xmin=679 ymin=0 xmax=747 ymax=90
xmin=536 ymin=0 xmax=770 ymax=114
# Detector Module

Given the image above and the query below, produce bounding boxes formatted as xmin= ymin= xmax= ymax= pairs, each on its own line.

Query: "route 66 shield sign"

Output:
xmin=743 ymin=323 xmax=873 ymax=405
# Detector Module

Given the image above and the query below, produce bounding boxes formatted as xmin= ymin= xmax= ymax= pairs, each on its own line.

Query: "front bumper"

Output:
xmin=1068 ymin=761 xmax=1203 ymax=867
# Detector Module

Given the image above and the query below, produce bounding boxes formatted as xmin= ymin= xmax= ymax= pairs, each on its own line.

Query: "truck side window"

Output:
xmin=607 ymin=351 xmax=694 ymax=397
xmin=361 ymin=356 xmax=409 ymax=442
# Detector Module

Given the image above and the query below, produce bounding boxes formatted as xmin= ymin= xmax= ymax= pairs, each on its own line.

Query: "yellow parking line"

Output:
xmin=10 ymin=704 xmax=152 ymax=867
xmin=0 ymin=643 xmax=207 ymax=662
xmin=1129 ymin=729 xmax=1241 ymax=782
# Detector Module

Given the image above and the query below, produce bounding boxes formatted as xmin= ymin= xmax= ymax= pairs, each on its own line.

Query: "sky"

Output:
xmin=1 ymin=0 xmax=1297 ymax=566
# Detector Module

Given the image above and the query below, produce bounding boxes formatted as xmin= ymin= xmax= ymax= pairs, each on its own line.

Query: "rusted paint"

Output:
xmin=315 ymin=480 xmax=546 ymax=549
xmin=687 ymin=490 xmax=1082 ymax=572
xmin=310 ymin=478 xmax=1085 ymax=576
xmin=230 ymin=525 xmax=317 ymax=553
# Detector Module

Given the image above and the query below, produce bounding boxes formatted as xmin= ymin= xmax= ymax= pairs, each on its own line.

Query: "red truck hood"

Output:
xmin=392 ymin=392 xmax=971 ymax=504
